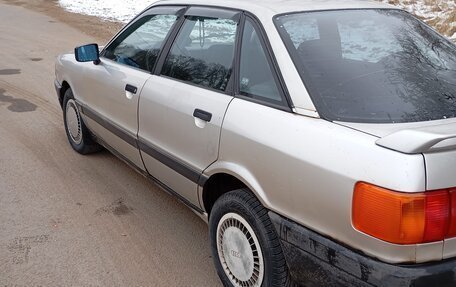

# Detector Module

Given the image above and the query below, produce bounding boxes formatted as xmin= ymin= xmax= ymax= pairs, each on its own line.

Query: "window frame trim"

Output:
xmin=99 ymin=5 xmax=188 ymax=74
xmin=105 ymin=3 xmax=294 ymax=111
xmin=152 ymin=7 xmax=189 ymax=76
xmin=235 ymin=13 xmax=293 ymax=112
xmin=155 ymin=6 xmax=242 ymax=96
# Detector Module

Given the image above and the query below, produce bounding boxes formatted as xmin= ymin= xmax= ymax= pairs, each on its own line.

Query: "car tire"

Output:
xmin=63 ymin=88 xmax=101 ymax=155
xmin=209 ymin=189 xmax=292 ymax=287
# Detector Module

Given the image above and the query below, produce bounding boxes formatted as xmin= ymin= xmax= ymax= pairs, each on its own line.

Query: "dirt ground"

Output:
xmin=2 ymin=0 xmax=123 ymax=43
xmin=0 ymin=1 xmax=221 ymax=286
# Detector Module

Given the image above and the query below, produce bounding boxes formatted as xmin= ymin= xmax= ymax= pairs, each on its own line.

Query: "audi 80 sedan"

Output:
xmin=54 ymin=0 xmax=456 ymax=286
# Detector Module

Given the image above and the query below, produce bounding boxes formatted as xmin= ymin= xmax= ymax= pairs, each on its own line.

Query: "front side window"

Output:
xmin=275 ymin=10 xmax=456 ymax=123
xmin=104 ymin=14 xmax=178 ymax=72
xmin=239 ymin=19 xmax=284 ymax=105
xmin=161 ymin=15 xmax=238 ymax=91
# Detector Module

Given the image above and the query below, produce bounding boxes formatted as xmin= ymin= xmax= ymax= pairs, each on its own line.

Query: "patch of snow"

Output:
xmin=58 ymin=0 xmax=158 ymax=23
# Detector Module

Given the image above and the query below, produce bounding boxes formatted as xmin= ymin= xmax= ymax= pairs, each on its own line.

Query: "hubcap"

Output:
xmin=217 ymin=213 xmax=264 ymax=287
xmin=65 ymin=99 xmax=82 ymax=145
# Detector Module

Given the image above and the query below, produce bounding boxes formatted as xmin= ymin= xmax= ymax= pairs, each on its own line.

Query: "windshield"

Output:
xmin=275 ymin=9 xmax=456 ymax=123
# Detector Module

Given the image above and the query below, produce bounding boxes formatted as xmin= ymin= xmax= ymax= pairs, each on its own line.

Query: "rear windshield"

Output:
xmin=275 ymin=10 xmax=456 ymax=123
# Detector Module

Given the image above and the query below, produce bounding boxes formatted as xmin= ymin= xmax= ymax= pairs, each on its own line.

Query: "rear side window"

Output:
xmin=104 ymin=14 xmax=178 ymax=72
xmin=161 ymin=16 xmax=238 ymax=91
xmin=239 ymin=18 xmax=283 ymax=105
xmin=275 ymin=10 xmax=456 ymax=123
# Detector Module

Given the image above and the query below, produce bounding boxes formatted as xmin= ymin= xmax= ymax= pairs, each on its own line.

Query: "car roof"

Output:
xmin=153 ymin=0 xmax=395 ymax=15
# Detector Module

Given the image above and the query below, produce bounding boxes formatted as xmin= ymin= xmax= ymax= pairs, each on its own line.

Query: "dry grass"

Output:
xmin=380 ymin=0 xmax=455 ymax=41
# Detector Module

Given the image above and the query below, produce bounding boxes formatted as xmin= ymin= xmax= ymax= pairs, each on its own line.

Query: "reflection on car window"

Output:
xmin=276 ymin=10 xmax=456 ymax=123
xmin=239 ymin=19 xmax=283 ymax=104
xmin=161 ymin=16 xmax=237 ymax=91
xmin=338 ymin=20 xmax=401 ymax=63
xmin=283 ymin=18 xmax=320 ymax=48
xmin=104 ymin=14 xmax=177 ymax=72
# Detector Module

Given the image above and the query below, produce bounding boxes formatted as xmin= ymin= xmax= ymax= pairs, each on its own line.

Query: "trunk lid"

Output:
xmin=338 ymin=118 xmax=456 ymax=190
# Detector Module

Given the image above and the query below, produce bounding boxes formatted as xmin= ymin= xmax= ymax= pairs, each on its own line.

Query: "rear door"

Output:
xmin=138 ymin=7 xmax=240 ymax=207
xmin=78 ymin=6 xmax=184 ymax=169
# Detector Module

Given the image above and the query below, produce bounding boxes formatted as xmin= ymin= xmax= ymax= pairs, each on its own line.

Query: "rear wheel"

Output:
xmin=209 ymin=189 xmax=291 ymax=287
xmin=63 ymin=88 xmax=101 ymax=154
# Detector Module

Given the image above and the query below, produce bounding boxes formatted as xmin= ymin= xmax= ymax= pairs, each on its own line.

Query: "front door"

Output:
xmin=78 ymin=6 xmax=184 ymax=169
xmin=138 ymin=7 xmax=240 ymax=207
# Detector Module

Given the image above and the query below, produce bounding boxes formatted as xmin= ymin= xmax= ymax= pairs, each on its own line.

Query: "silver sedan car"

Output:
xmin=54 ymin=0 xmax=456 ymax=286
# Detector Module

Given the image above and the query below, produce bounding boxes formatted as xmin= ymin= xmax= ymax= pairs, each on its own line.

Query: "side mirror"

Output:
xmin=75 ymin=43 xmax=100 ymax=64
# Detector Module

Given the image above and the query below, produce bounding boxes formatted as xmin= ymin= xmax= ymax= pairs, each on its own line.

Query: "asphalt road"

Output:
xmin=0 ymin=3 xmax=221 ymax=286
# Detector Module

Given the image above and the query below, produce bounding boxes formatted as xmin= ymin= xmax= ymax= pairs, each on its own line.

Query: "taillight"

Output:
xmin=352 ymin=182 xmax=456 ymax=244
xmin=446 ymin=191 xmax=456 ymax=238
xmin=423 ymin=191 xmax=449 ymax=242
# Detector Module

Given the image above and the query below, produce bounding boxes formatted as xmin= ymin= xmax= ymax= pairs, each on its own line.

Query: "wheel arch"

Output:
xmin=201 ymin=162 xmax=271 ymax=216
xmin=59 ymin=80 xmax=71 ymax=108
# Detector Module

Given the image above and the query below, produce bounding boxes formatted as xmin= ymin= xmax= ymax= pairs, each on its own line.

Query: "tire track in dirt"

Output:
xmin=0 ymin=79 xmax=61 ymax=119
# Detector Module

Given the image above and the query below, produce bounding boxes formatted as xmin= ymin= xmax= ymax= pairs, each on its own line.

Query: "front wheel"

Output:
xmin=62 ymin=88 xmax=101 ymax=154
xmin=209 ymin=189 xmax=291 ymax=287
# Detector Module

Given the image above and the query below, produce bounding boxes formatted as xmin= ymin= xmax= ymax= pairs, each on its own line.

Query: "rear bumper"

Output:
xmin=269 ymin=212 xmax=456 ymax=287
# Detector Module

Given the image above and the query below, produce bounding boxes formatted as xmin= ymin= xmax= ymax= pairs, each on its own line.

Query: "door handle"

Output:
xmin=193 ymin=109 xmax=212 ymax=122
xmin=125 ymin=84 xmax=138 ymax=94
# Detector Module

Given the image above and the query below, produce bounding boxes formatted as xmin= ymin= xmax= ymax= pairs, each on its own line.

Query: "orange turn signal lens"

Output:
xmin=353 ymin=182 xmax=451 ymax=244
